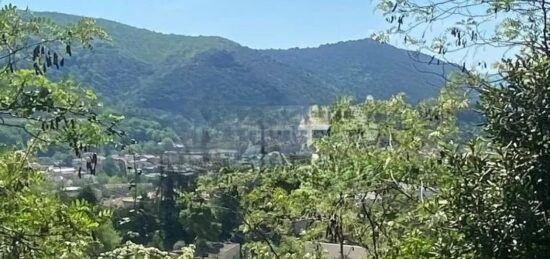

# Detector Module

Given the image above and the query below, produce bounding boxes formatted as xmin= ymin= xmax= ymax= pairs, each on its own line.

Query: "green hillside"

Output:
xmin=262 ymin=39 xmax=455 ymax=102
xmin=33 ymin=11 xmax=455 ymax=139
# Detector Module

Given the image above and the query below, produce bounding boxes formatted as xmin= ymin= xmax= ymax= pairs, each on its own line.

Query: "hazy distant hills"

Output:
xmin=40 ymin=12 xmax=453 ymax=122
xmin=262 ymin=40 xmax=453 ymax=102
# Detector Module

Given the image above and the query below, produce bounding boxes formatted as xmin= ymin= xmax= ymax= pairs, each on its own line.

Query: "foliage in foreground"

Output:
xmin=0 ymin=4 xmax=120 ymax=258
xmin=188 ymin=79 xmax=470 ymax=258
xmin=98 ymin=241 xmax=195 ymax=259
xmin=374 ymin=0 xmax=550 ymax=257
xmin=187 ymin=56 xmax=550 ymax=259
xmin=0 ymin=150 xmax=110 ymax=258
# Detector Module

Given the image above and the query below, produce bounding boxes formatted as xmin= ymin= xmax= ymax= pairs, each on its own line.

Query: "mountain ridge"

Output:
xmin=35 ymin=11 xmax=453 ymax=127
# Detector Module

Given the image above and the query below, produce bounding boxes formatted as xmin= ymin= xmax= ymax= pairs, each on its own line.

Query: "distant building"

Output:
xmin=208 ymin=148 xmax=239 ymax=159
xmin=299 ymin=105 xmax=331 ymax=147
xmin=208 ymin=243 xmax=240 ymax=259
xmin=102 ymin=184 xmax=125 ymax=196
xmin=49 ymin=166 xmax=76 ymax=174
xmin=173 ymin=143 xmax=186 ymax=149
xmin=48 ymin=166 xmax=78 ymax=182
xmin=171 ymin=243 xmax=240 ymax=259
xmin=365 ymin=94 xmax=374 ymax=102
xmin=242 ymin=143 xmax=261 ymax=158
xmin=61 ymin=186 xmax=81 ymax=197
xmin=304 ymin=242 xmax=367 ymax=259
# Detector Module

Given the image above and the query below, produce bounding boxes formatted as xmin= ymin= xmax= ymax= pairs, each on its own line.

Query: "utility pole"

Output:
xmin=260 ymin=120 xmax=266 ymax=170
xmin=126 ymin=140 xmax=141 ymax=210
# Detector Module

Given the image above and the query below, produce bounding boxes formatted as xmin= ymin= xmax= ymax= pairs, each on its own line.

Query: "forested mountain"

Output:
xmin=40 ymin=11 xmax=452 ymax=122
xmin=263 ymin=40 xmax=454 ymax=102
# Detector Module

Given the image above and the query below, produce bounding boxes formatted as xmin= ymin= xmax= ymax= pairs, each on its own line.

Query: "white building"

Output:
xmin=298 ymin=105 xmax=331 ymax=146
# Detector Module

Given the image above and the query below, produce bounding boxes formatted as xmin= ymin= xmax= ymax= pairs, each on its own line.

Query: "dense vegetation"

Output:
xmin=0 ymin=5 xmax=194 ymax=258
xmin=0 ymin=11 xmax=459 ymax=150
xmin=37 ymin=12 xmax=453 ymax=132
xmin=0 ymin=4 xmax=113 ymax=257
xmin=1 ymin=0 xmax=550 ymax=258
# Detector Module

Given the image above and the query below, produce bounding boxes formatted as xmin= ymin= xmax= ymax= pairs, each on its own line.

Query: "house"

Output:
xmin=62 ymin=186 xmax=82 ymax=197
xmin=173 ymin=143 xmax=186 ymax=149
xmin=304 ymin=242 xmax=367 ymax=259
xmin=299 ymin=105 xmax=331 ymax=147
xmin=208 ymin=243 xmax=240 ymax=259
xmin=48 ymin=166 xmax=79 ymax=182
xmin=170 ymin=243 xmax=240 ymax=259
xmin=208 ymin=148 xmax=239 ymax=159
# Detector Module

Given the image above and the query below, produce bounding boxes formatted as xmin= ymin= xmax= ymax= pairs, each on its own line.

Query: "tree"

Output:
xmin=190 ymin=83 xmax=469 ymax=258
xmin=52 ymin=151 xmax=73 ymax=166
xmin=101 ymin=157 xmax=119 ymax=177
xmin=0 ymin=4 xmax=119 ymax=258
xmin=143 ymin=140 xmax=162 ymax=154
xmin=375 ymin=0 xmax=550 ymax=75
xmin=98 ymin=241 xmax=195 ymax=259
xmin=161 ymin=137 xmax=174 ymax=150
xmin=178 ymin=193 xmax=222 ymax=255
xmin=443 ymin=55 xmax=550 ymax=258
xmin=77 ymin=185 xmax=100 ymax=206
xmin=375 ymin=0 xmax=550 ymax=257
xmin=114 ymin=199 xmax=159 ymax=246
xmin=93 ymin=220 xmax=122 ymax=254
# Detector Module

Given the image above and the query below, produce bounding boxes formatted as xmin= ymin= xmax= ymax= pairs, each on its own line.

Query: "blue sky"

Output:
xmin=6 ymin=0 xmax=385 ymax=49
xmin=4 ymin=0 xmax=509 ymax=69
